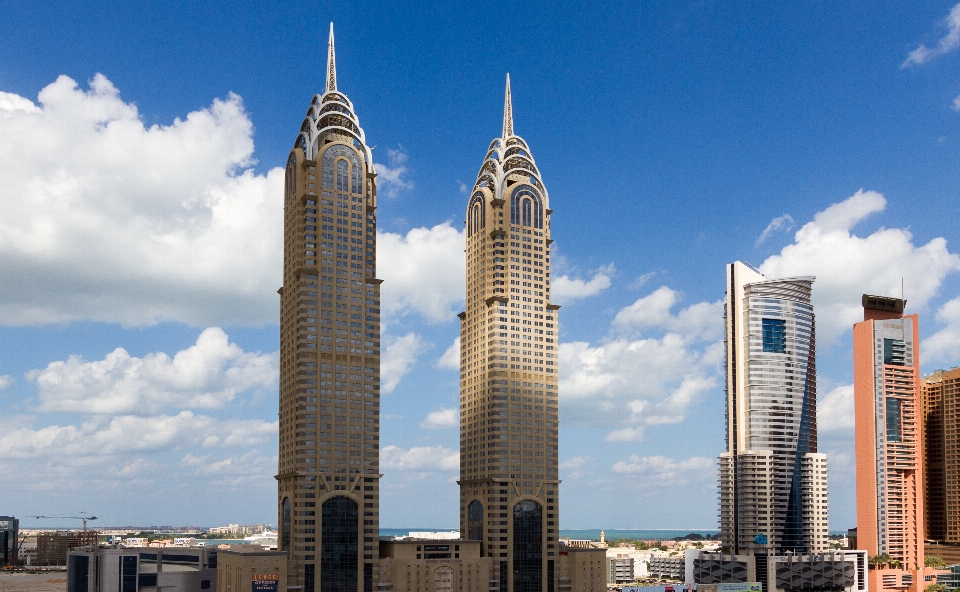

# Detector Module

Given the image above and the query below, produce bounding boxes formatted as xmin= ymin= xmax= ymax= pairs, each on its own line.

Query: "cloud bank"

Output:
xmin=0 ymin=74 xmax=284 ymax=327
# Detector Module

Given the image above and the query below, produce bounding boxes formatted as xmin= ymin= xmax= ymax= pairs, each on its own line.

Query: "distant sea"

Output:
xmin=378 ymin=528 xmax=717 ymax=541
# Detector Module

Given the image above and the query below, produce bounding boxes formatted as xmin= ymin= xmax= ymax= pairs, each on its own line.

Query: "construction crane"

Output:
xmin=30 ymin=512 xmax=98 ymax=531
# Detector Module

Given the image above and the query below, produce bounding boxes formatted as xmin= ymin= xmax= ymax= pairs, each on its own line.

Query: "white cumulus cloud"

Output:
xmin=611 ymin=455 xmax=714 ymax=486
xmin=902 ymin=3 xmax=960 ymax=67
xmin=551 ymin=264 xmax=615 ymax=305
xmin=561 ymin=336 xmax=721 ymax=440
xmin=560 ymin=456 xmax=594 ymax=479
xmin=28 ymin=327 xmax=277 ymax=414
xmin=378 ymin=223 xmax=465 ymax=323
xmin=380 ymin=445 xmax=459 ymax=471
xmin=436 ymin=337 xmax=460 ymax=369
xmin=612 ymin=286 xmax=723 ymax=343
xmin=924 ymin=296 xmax=960 ymax=366
xmin=0 ymin=375 xmax=13 ymax=389
xmin=419 ymin=407 xmax=459 ymax=430
xmin=756 ymin=214 xmax=795 ymax=246
xmin=0 ymin=411 xmax=276 ymax=459
xmin=818 ymin=384 xmax=855 ymax=433
xmin=759 ymin=190 xmax=960 ymax=344
xmin=0 ymin=73 xmax=284 ymax=327
xmin=381 ymin=332 xmax=428 ymax=393
xmin=374 ymin=147 xmax=414 ymax=198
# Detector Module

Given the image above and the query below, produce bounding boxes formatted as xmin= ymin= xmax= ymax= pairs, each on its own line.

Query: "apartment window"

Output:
xmin=761 ymin=318 xmax=786 ymax=353
xmin=886 ymin=397 xmax=902 ymax=442
xmin=884 ymin=338 xmax=906 ymax=365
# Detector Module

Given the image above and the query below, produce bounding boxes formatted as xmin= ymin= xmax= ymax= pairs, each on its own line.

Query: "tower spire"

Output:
xmin=502 ymin=73 xmax=513 ymax=139
xmin=326 ymin=22 xmax=337 ymax=93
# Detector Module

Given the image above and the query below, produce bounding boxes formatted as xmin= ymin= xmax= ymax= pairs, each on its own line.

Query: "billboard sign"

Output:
xmin=718 ymin=583 xmax=762 ymax=592
xmin=252 ymin=574 xmax=279 ymax=592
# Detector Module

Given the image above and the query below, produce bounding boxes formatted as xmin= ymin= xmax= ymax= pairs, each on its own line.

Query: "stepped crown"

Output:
xmin=292 ymin=23 xmax=374 ymax=168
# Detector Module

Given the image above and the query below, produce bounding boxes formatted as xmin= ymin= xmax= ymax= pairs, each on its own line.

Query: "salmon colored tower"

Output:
xmin=853 ymin=294 xmax=927 ymax=592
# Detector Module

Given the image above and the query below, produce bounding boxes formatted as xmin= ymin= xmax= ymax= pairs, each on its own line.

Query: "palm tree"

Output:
xmin=926 ymin=556 xmax=948 ymax=569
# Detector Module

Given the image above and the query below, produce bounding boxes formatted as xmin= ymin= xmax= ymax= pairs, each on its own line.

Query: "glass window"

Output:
xmin=513 ymin=500 xmax=543 ymax=592
xmin=468 ymin=501 xmax=483 ymax=541
xmin=321 ymin=496 xmax=358 ymax=592
xmin=121 ymin=556 xmax=138 ymax=592
xmin=68 ymin=555 xmax=88 ymax=592
xmin=761 ymin=318 xmax=786 ymax=353
xmin=886 ymin=397 xmax=902 ymax=442
xmin=282 ymin=497 xmax=291 ymax=553
xmin=884 ymin=338 xmax=905 ymax=365
xmin=304 ymin=563 xmax=315 ymax=592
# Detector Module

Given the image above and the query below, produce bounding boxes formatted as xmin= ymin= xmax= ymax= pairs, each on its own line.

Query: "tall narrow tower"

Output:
xmin=854 ymin=295 xmax=925 ymax=591
xmin=458 ymin=75 xmax=561 ymax=592
xmin=277 ymin=24 xmax=382 ymax=592
xmin=718 ymin=262 xmax=827 ymax=567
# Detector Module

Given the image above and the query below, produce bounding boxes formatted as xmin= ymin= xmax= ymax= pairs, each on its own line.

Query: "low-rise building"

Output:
xmin=68 ymin=545 xmax=218 ymax=592
xmin=684 ymin=549 xmax=867 ymax=592
xmin=558 ymin=546 xmax=606 ymax=592
xmin=605 ymin=548 xmax=655 ymax=584
xmin=1 ymin=516 xmax=19 ymax=566
xmin=686 ymin=549 xmax=755 ymax=584
xmin=375 ymin=537 xmax=493 ymax=591
xmin=19 ymin=537 xmax=37 ymax=566
xmin=650 ymin=555 xmax=685 ymax=580
xmin=217 ymin=547 xmax=286 ymax=592
xmin=39 ymin=531 xmax=99 ymax=566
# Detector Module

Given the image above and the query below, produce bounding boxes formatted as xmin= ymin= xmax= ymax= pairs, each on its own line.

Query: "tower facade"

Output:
xmin=718 ymin=261 xmax=827 ymax=562
xmin=277 ymin=25 xmax=382 ymax=592
xmin=854 ymin=295 xmax=924 ymax=587
xmin=458 ymin=76 xmax=561 ymax=592
xmin=922 ymin=366 xmax=960 ymax=545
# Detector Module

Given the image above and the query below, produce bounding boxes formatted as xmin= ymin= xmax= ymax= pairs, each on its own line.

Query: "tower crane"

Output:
xmin=30 ymin=512 xmax=98 ymax=531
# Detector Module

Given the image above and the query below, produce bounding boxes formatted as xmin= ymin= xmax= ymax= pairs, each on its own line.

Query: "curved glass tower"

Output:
xmin=459 ymin=75 xmax=561 ymax=592
xmin=719 ymin=262 xmax=828 ymax=564
xmin=277 ymin=24 xmax=381 ymax=592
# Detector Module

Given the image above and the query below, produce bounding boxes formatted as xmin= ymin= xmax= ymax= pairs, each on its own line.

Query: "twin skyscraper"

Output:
xmin=274 ymin=24 xmax=600 ymax=592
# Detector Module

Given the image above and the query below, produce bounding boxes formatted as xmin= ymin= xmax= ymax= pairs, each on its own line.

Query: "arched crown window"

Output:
xmin=322 ymin=145 xmax=363 ymax=193
xmin=510 ymin=185 xmax=543 ymax=229
xmin=337 ymin=160 xmax=348 ymax=191
xmin=467 ymin=193 xmax=485 ymax=237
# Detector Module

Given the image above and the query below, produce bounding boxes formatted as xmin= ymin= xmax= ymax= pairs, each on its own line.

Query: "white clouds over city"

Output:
xmin=380 ymin=445 xmax=459 ymax=472
xmin=552 ymin=264 xmax=615 ymax=305
xmin=374 ymin=147 xmax=414 ymax=198
xmin=0 ymin=328 xmax=279 ymax=498
xmin=419 ymin=407 xmax=458 ymax=430
xmin=381 ymin=332 xmax=429 ymax=393
xmin=561 ymin=287 xmax=723 ymax=441
xmin=0 ymin=74 xmax=284 ymax=327
xmin=377 ymin=223 xmax=465 ymax=323
xmin=30 ymin=327 xmax=277 ymax=414
xmin=817 ymin=385 xmax=855 ymax=433
xmin=759 ymin=190 xmax=960 ymax=344
xmin=611 ymin=455 xmax=714 ymax=486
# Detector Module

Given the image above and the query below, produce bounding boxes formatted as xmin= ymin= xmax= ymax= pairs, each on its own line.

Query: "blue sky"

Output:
xmin=2 ymin=1 xmax=960 ymax=531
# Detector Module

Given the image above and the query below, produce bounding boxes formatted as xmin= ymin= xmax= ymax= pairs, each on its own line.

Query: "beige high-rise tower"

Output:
xmin=277 ymin=24 xmax=382 ymax=592
xmin=458 ymin=75 xmax=561 ymax=592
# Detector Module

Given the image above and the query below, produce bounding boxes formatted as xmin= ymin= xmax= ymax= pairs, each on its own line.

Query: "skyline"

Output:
xmin=2 ymin=1 xmax=960 ymax=531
